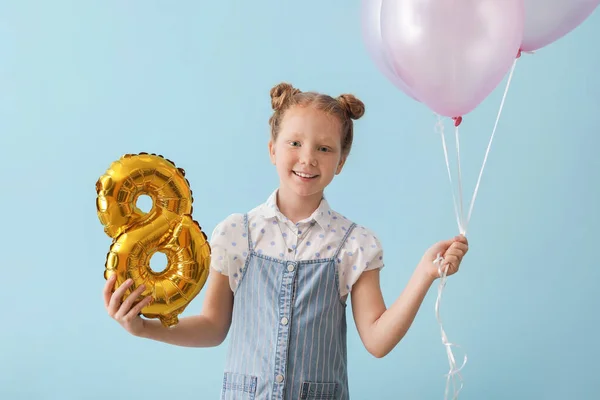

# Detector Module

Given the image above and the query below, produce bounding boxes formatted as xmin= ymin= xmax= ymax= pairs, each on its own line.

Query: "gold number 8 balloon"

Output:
xmin=95 ymin=153 xmax=211 ymax=327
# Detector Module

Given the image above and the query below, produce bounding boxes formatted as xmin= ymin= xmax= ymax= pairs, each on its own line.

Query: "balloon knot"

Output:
xmin=516 ymin=48 xmax=522 ymax=58
xmin=452 ymin=116 xmax=462 ymax=127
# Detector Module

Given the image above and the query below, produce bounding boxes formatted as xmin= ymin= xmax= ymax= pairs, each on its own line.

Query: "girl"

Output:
xmin=103 ymin=82 xmax=469 ymax=400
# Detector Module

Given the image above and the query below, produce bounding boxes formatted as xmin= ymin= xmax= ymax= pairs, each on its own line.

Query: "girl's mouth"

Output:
xmin=293 ymin=171 xmax=318 ymax=179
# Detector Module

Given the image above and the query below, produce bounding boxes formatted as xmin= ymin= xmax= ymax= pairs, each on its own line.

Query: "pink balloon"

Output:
xmin=521 ymin=0 xmax=600 ymax=52
xmin=360 ymin=0 xmax=419 ymax=100
xmin=380 ymin=0 xmax=524 ymax=118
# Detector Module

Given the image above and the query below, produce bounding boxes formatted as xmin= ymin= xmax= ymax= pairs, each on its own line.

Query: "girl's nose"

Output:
xmin=300 ymin=149 xmax=317 ymax=166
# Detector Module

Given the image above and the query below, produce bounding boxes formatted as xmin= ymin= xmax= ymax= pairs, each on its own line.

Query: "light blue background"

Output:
xmin=1 ymin=1 xmax=598 ymax=399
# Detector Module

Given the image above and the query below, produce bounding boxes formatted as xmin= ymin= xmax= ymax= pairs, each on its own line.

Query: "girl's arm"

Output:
xmin=350 ymin=267 xmax=432 ymax=358
xmin=351 ymin=236 xmax=468 ymax=358
xmin=136 ymin=269 xmax=234 ymax=347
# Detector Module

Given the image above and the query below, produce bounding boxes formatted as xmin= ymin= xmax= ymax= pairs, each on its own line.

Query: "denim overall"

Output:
xmin=220 ymin=214 xmax=357 ymax=400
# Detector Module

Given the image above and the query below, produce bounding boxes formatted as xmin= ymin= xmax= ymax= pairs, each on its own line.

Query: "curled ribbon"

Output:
xmin=434 ymin=253 xmax=467 ymax=400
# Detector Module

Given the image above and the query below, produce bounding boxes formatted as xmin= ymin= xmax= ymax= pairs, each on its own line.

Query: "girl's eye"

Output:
xmin=318 ymin=146 xmax=330 ymax=152
xmin=289 ymin=141 xmax=301 ymax=147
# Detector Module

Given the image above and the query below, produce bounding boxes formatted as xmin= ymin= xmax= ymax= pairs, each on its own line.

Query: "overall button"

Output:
xmin=287 ymin=263 xmax=295 ymax=272
xmin=281 ymin=317 xmax=289 ymax=326
xmin=275 ymin=374 xmax=284 ymax=383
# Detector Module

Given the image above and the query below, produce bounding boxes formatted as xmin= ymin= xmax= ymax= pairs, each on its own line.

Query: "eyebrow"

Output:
xmin=285 ymin=131 xmax=338 ymax=143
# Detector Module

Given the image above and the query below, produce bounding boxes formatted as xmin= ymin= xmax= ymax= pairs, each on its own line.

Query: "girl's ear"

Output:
xmin=335 ymin=156 xmax=347 ymax=175
xmin=268 ymin=140 xmax=276 ymax=165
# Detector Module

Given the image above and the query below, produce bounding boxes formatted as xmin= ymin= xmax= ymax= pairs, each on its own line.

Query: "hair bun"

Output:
xmin=270 ymin=82 xmax=301 ymax=111
xmin=337 ymin=94 xmax=365 ymax=120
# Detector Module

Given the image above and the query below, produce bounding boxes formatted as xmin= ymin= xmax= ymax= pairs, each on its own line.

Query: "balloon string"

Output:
xmin=435 ymin=119 xmax=467 ymax=400
xmin=454 ymin=124 xmax=465 ymax=232
xmin=434 ymin=56 xmax=519 ymax=399
xmin=464 ymin=57 xmax=519 ymax=232
xmin=437 ymin=116 xmax=464 ymax=233
xmin=434 ymin=253 xmax=467 ymax=400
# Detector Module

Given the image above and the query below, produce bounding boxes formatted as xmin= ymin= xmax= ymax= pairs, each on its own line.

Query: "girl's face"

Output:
xmin=269 ymin=105 xmax=346 ymax=200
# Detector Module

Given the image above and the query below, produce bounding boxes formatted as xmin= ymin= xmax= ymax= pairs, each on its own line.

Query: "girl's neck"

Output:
xmin=276 ymin=187 xmax=323 ymax=224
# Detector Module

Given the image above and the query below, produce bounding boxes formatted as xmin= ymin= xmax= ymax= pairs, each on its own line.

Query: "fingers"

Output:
xmin=114 ymin=283 xmax=148 ymax=320
xmin=103 ymin=274 xmax=117 ymax=309
xmin=454 ymin=234 xmax=468 ymax=244
xmin=436 ymin=235 xmax=468 ymax=252
xmin=125 ymin=296 xmax=153 ymax=321
xmin=444 ymin=245 xmax=467 ymax=264
xmin=443 ymin=256 xmax=459 ymax=275
xmin=107 ymin=278 xmax=134 ymax=316
xmin=428 ymin=235 xmax=469 ymax=278
xmin=442 ymin=238 xmax=469 ymax=275
xmin=449 ymin=242 xmax=469 ymax=254
xmin=432 ymin=240 xmax=468 ymax=258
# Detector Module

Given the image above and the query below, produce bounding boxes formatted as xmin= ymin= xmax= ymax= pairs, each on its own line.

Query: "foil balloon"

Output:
xmin=96 ymin=153 xmax=211 ymax=328
xmin=521 ymin=0 xmax=600 ymax=51
xmin=380 ymin=0 xmax=524 ymax=118
xmin=360 ymin=0 xmax=419 ymax=100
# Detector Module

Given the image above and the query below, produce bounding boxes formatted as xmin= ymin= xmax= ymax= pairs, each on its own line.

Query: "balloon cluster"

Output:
xmin=362 ymin=0 xmax=599 ymax=119
xmin=361 ymin=2 xmax=598 ymax=398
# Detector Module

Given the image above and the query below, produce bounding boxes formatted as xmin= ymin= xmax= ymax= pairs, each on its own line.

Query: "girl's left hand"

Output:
xmin=419 ymin=235 xmax=469 ymax=281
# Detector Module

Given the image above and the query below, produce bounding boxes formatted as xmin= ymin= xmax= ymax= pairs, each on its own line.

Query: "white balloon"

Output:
xmin=521 ymin=0 xmax=600 ymax=51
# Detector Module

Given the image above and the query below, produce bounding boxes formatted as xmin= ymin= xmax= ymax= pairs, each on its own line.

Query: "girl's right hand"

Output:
xmin=103 ymin=274 xmax=153 ymax=337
